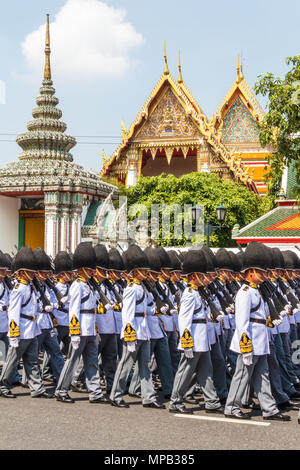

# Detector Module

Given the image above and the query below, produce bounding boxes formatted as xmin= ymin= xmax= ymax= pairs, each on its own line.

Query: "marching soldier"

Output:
xmin=169 ymin=249 xmax=223 ymax=414
xmin=224 ymin=242 xmax=291 ymax=421
xmin=110 ymin=244 xmax=165 ymax=409
xmin=0 ymin=246 xmax=53 ymax=399
xmin=55 ymin=242 xmax=110 ymax=404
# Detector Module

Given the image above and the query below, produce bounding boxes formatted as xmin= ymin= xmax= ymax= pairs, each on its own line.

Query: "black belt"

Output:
xmin=250 ymin=318 xmax=267 ymax=325
xmin=80 ymin=309 xmax=96 ymax=314
xmin=1 ymin=306 xmax=8 ymax=311
xmin=135 ymin=312 xmax=146 ymax=317
xmin=20 ymin=313 xmax=36 ymax=321
xmin=192 ymin=319 xmax=207 ymax=324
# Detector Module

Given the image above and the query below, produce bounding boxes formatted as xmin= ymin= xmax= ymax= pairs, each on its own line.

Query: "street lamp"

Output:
xmin=205 ymin=199 xmax=227 ymax=247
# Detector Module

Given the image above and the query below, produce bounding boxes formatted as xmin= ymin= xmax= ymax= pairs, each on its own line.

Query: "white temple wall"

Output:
xmin=0 ymin=196 xmax=19 ymax=253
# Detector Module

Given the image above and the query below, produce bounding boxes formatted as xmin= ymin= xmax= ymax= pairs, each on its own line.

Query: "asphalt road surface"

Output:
xmin=0 ymin=384 xmax=299 ymax=450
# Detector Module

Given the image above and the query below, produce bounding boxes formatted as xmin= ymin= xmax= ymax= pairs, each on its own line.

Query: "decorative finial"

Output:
xmin=102 ymin=149 xmax=107 ymax=166
xmin=163 ymin=41 xmax=169 ymax=75
xmin=240 ymin=54 xmax=244 ymax=81
xmin=121 ymin=120 xmax=127 ymax=138
xmin=236 ymin=55 xmax=240 ymax=84
xmin=178 ymin=50 xmax=183 ymax=84
xmin=44 ymin=14 xmax=51 ymax=80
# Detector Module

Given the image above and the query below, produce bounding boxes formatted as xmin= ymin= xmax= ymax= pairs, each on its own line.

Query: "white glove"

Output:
xmin=53 ymin=328 xmax=58 ymax=336
xmin=184 ymin=348 xmax=194 ymax=359
xmin=297 ymin=303 xmax=300 ymax=309
xmin=45 ymin=305 xmax=53 ymax=313
xmin=272 ymin=318 xmax=282 ymax=327
xmin=104 ymin=303 xmax=113 ymax=310
xmin=279 ymin=310 xmax=287 ymax=319
xmin=60 ymin=296 xmax=68 ymax=304
xmin=170 ymin=309 xmax=177 ymax=315
xmin=216 ymin=312 xmax=225 ymax=322
xmin=9 ymin=337 xmax=19 ymax=348
xmin=0 ymin=306 xmax=3 ymax=312
xmin=293 ymin=308 xmax=298 ymax=314
xmin=127 ymin=341 xmax=136 ymax=353
xmin=284 ymin=304 xmax=292 ymax=313
xmin=242 ymin=352 xmax=253 ymax=366
xmin=160 ymin=305 xmax=169 ymax=314
xmin=96 ymin=334 xmax=101 ymax=345
xmin=71 ymin=336 xmax=81 ymax=350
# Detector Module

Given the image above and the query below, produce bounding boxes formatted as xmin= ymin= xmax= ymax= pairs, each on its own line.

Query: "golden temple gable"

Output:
xmin=101 ymin=49 xmax=258 ymax=193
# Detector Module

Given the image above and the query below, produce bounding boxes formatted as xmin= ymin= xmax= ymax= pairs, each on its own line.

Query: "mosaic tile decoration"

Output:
xmin=222 ymin=97 xmax=260 ymax=143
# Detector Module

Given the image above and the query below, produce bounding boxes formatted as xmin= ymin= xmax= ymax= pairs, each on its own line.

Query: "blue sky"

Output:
xmin=0 ymin=0 xmax=299 ymax=172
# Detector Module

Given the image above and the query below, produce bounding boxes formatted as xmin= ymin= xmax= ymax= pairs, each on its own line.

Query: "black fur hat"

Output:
xmin=0 ymin=251 xmax=9 ymax=270
xmin=144 ymin=247 xmax=161 ymax=273
xmin=242 ymin=242 xmax=269 ymax=272
xmin=156 ymin=246 xmax=172 ymax=270
xmin=271 ymin=248 xmax=285 ymax=269
xmin=282 ymin=250 xmax=298 ymax=270
xmin=14 ymin=246 xmax=37 ymax=272
xmin=94 ymin=244 xmax=109 ymax=270
xmin=201 ymin=246 xmax=217 ymax=272
xmin=125 ymin=244 xmax=149 ymax=273
xmin=236 ymin=251 xmax=244 ymax=272
xmin=183 ymin=249 xmax=207 ymax=275
xmin=34 ymin=247 xmax=52 ymax=272
xmin=54 ymin=251 xmax=73 ymax=274
xmin=167 ymin=250 xmax=182 ymax=272
xmin=108 ymin=248 xmax=125 ymax=272
xmin=215 ymin=248 xmax=233 ymax=271
xmin=73 ymin=242 xmax=96 ymax=270
xmin=229 ymin=251 xmax=242 ymax=273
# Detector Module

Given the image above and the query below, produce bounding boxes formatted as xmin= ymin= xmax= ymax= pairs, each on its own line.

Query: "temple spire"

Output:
xmin=44 ymin=14 xmax=51 ymax=80
xmin=236 ymin=55 xmax=240 ymax=84
xmin=240 ymin=54 xmax=244 ymax=81
xmin=177 ymin=50 xmax=183 ymax=84
xmin=163 ymin=41 xmax=169 ymax=76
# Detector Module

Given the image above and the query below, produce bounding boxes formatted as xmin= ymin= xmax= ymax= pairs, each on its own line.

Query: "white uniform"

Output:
xmin=120 ymin=281 xmax=150 ymax=342
xmin=8 ymin=282 xmax=40 ymax=339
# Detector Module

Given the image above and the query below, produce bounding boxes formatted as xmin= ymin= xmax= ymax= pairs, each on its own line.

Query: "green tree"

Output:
xmin=125 ymin=172 xmax=263 ymax=247
xmin=254 ymin=56 xmax=300 ymax=202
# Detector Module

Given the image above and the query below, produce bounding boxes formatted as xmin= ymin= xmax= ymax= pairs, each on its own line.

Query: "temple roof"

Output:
xmin=102 ymin=50 xmax=257 ymax=192
xmin=232 ymin=201 xmax=300 ymax=244
xmin=211 ymin=56 xmax=265 ymax=130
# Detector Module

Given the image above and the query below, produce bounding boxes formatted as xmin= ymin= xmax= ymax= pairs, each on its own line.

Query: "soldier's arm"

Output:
xmin=122 ymin=284 xmax=136 ymax=342
xmin=178 ymin=289 xmax=195 ymax=349
xmin=7 ymin=286 xmax=22 ymax=338
xmin=235 ymin=287 xmax=252 ymax=354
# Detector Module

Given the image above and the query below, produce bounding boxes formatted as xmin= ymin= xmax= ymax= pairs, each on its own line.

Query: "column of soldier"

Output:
xmin=0 ymin=240 xmax=300 ymax=423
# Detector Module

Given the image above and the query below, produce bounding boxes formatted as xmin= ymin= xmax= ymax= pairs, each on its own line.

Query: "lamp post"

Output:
xmin=204 ymin=199 xmax=227 ymax=247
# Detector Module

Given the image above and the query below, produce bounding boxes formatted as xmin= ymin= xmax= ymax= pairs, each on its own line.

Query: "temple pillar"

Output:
xmin=69 ymin=193 xmax=83 ymax=252
xmin=126 ymin=146 xmax=139 ymax=187
xmin=198 ymin=143 xmax=210 ymax=173
xmin=59 ymin=192 xmax=71 ymax=252
xmin=44 ymin=191 xmax=60 ymax=257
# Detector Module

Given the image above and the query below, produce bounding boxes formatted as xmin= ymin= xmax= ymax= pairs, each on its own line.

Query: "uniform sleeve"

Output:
xmin=69 ymin=282 xmax=82 ymax=336
xmin=178 ymin=289 xmax=195 ymax=349
xmin=235 ymin=287 xmax=252 ymax=354
xmin=7 ymin=287 xmax=22 ymax=338
xmin=122 ymin=284 xmax=137 ymax=342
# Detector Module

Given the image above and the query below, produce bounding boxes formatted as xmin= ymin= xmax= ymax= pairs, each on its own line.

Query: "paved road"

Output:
xmin=0 ymin=385 xmax=299 ymax=450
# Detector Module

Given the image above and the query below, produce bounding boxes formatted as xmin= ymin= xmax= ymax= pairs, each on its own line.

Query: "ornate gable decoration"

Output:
xmin=136 ymin=86 xmax=199 ymax=139
xmin=222 ymin=96 xmax=260 ymax=143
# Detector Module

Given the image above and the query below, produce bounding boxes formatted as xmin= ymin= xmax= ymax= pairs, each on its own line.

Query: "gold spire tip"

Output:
xmin=163 ymin=41 xmax=169 ymax=75
xmin=44 ymin=14 xmax=51 ymax=80
xmin=236 ymin=54 xmax=240 ymax=84
xmin=178 ymin=50 xmax=183 ymax=84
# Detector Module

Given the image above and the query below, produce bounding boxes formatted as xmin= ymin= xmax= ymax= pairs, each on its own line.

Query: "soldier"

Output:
xmin=40 ymin=251 xmax=73 ymax=381
xmin=91 ymin=244 xmax=118 ymax=397
xmin=128 ymin=246 xmax=174 ymax=399
xmin=0 ymin=246 xmax=53 ymax=399
xmin=55 ymin=242 xmax=110 ymax=404
xmin=109 ymin=244 xmax=165 ymax=409
xmin=108 ymin=248 xmax=125 ymax=361
xmin=224 ymin=242 xmax=291 ymax=421
xmin=169 ymin=249 xmax=223 ymax=415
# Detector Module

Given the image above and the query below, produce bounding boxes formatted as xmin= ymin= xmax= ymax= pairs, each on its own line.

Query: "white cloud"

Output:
xmin=21 ymin=0 xmax=144 ymax=80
